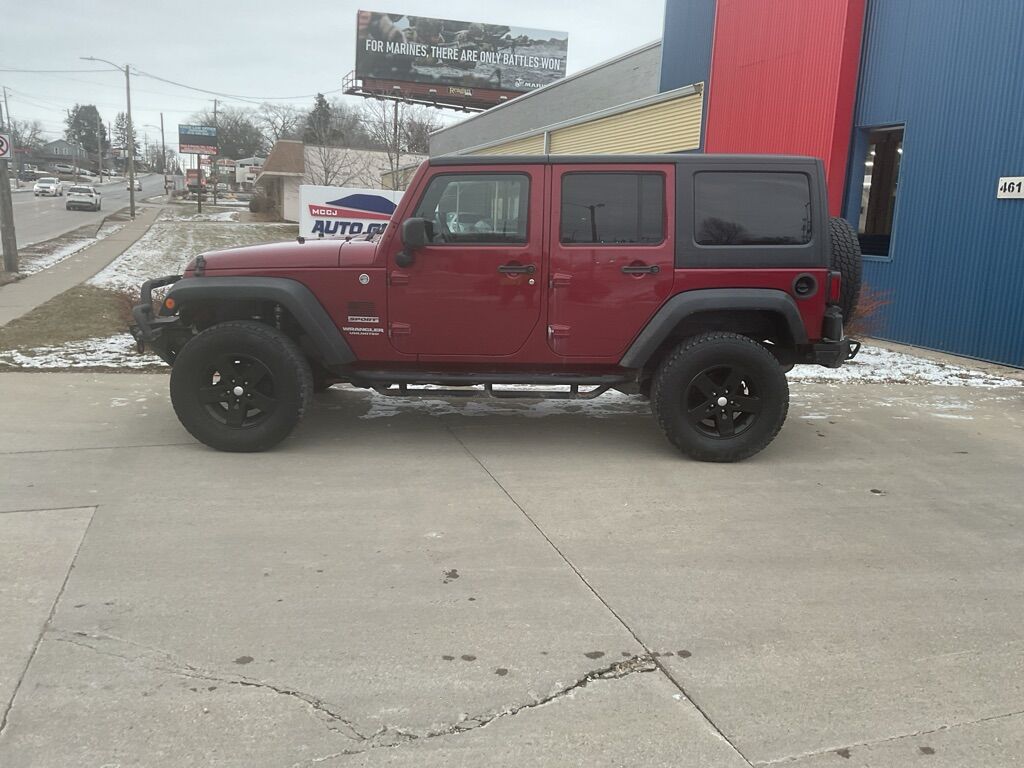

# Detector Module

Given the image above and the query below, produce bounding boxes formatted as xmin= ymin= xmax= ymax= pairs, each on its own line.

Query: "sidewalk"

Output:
xmin=0 ymin=204 xmax=162 ymax=327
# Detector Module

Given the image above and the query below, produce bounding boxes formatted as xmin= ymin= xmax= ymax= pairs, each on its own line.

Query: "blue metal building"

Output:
xmin=847 ymin=0 xmax=1024 ymax=366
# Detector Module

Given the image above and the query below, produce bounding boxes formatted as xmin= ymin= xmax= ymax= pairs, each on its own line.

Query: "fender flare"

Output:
xmin=619 ymin=288 xmax=808 ymax=369
xmin=167 ymin=276 xmax=356 ymax=367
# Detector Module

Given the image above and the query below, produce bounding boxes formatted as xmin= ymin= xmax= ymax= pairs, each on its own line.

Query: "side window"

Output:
xmin=695 ymin=172 xmax=812 ymax=246
xmin=857 ymin=127 xmax=903 ymax=257
xmin=560 ymin=173 xmax=664 ymax=244
xmin=413 ymin=173 xmax=529 ymax=244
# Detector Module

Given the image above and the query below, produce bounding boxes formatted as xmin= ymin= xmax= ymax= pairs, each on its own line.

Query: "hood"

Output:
xmin=186 ymin=239 xmax=345 ymax=273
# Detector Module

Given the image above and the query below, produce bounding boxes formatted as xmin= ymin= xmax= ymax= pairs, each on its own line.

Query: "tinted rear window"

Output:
xmin=694 ymin=172 xmax=812 ymax=245
xmin=560 ymin=173 xmax=664 ymax=244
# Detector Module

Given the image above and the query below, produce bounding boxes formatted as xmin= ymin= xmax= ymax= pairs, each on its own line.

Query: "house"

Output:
xmin=36 ymin=139 xmax=89 ymax=170
xmin=256 ymin=140 xmax=425 ymax=222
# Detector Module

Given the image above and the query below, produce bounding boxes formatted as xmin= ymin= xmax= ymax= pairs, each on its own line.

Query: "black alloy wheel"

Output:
xmin=685 ymin=364 xmax=762 ymax=439
xmin=652 ymin=332 xmax=789 ymax=462
xmin=199 ymin=354 xmax=278 ymax=429
xmin=170 ymin=321 xmax=313 ymax=452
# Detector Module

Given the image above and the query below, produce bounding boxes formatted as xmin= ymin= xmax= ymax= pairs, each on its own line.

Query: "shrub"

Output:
xmin=848 ymin=284 xmax=892 ymax=337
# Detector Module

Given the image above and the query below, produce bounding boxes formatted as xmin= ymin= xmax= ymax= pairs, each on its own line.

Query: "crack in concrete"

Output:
xmin=50 ymin=629 xmax=365 ymax=741
xmin=287 ymin=655 xmax=659 ymax=766
xmin=755 ymin=707 xmax=1024 ymax=766
xmin=49 ymin=628 xmax=657 ymax=766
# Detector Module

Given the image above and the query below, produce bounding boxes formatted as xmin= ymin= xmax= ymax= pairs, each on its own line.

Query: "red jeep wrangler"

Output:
xmin=131 ymin=154 xmax=861 ymax=461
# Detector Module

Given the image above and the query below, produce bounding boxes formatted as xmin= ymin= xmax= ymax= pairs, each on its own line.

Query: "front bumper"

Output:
xmin=129 ymin=274 xmax=184 ymax=364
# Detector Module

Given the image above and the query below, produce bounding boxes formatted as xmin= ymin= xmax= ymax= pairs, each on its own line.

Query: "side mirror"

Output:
xmin=400 ymin=217 xmax=429 ymax=250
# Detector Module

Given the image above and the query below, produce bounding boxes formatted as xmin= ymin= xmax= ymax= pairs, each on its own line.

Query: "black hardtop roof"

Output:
xmin=430 ymin=153 xmax=822 ymax=167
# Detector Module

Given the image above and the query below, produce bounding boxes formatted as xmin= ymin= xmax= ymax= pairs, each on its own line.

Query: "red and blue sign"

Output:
xmin=300 ymin=187 xmax=403 ymax=238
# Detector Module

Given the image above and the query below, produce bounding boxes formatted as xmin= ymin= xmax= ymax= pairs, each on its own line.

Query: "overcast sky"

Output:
xmin=2 ymin=1 xmax=666 ymax=154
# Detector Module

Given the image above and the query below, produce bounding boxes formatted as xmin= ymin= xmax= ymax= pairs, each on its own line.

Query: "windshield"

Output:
xmin=69 ymin=186 xmax=93 ymax=194
xmin=38 ymin=177 xmax=57 ymax=184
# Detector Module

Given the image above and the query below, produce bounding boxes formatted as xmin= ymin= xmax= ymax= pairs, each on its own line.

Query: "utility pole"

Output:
xmin=96 ymin=114 xmax=103 ymax=180
xmin=82 ymin=57 xmax=136 ymax=217
xmin=212 ymin=99 xmax=218 ymax=205
xmin=125 ymin=64 xmax=136 ymax=218
xmin=392 ymin=99 xmax=400 ymax=191
xmin=0 ymin=89 xmax=19 ymax=273
xmin=159 ymin=111 xmax=167 ymax=195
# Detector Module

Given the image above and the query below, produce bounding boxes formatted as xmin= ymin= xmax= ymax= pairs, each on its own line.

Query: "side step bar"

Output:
xmin=371 ymin=383 xmax=615 ymax=401
xmin=351 ymin=371 xmax=633 ymax=401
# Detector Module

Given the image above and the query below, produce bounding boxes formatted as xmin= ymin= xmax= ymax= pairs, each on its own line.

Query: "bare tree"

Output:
xmin=9 ymin=119 xmax=46 ymax=154
xmin=402 ymin=104 xmax=442 ymax=155
xmin=304 ymin=143 xmax=376 ymax=187
xmin=257 ymin=103 xmax=304 ymax=146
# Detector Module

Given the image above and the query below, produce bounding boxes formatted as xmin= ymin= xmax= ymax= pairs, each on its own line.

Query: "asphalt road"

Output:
xmin=9 ymin=174 xmax=166 ymax=247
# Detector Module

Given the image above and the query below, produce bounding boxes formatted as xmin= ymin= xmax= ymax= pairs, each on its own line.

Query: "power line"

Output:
xmin=0 ymin=68 xmax=112 ymax=73
xmin=132 ymin=68 xmax=344 ymax=103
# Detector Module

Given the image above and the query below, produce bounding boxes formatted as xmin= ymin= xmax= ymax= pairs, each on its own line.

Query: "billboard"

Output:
xmin=355 ymin=11 xmax=568 ymax=103
xmin=299 ymin=185 xmax=404 ymax=239
xmin=178 ymin=125 xmax=218 ymax=156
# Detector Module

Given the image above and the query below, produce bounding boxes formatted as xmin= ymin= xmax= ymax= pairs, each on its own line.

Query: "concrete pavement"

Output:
xmin=0 ymin=373 xmax=1022 ymax=766
xmin=0 ymin=204 xmax=163 ymax=327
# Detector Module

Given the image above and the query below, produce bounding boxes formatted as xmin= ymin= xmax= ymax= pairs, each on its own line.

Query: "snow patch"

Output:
xmin=162 ymin=210 xmax=239 ymax=222
xmin=789 ymin=345 xmax=1021 ymax=388
xmin=0 ymin=334 xmax=162 ymax=370
xmin=20 ymin=222 xmax=125 ymax=275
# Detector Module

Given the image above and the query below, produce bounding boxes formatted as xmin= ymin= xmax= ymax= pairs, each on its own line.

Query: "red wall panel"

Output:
xmin=704 ymin=0 xmax=866 ymax=215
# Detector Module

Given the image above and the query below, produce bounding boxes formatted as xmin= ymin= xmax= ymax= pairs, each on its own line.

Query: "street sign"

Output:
xmin=0 ymin=133 xmax=11 ymax=160
xmin=178 ymin=124 xmax=217 ymax=155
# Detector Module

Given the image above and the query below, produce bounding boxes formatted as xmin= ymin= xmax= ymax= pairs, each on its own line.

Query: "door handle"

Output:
xmin=498 ymin=264 xmax=536 ymax=274
xmin=621 ymin=264 xmax=660 ymax=275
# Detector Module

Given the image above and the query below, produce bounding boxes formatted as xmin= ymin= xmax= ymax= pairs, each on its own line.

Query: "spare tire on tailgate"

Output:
xmin=828 ymin=217 xmax=862 ymax=321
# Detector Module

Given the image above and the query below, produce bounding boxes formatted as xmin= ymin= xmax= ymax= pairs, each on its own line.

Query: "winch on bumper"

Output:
xmin=129 ymin=274 xmax=184 ymax=364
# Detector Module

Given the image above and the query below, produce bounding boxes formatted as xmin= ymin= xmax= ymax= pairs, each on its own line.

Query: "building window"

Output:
xmin=414 ymin=173 xmax=529 ymax=244
xmin=858 ymin=127 xmax=903 ymax=256
xmin=560 ymin=173 xmax=664 ymax=244
xmin=694 ymin=172 xmax=812 ymax=245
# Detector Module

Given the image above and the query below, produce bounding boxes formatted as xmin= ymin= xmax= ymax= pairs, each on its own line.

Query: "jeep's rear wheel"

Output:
xmin=170 ymin=321 xmax=313 ymax=452
xmin=651 ymin=332 xmax=789 ymax=462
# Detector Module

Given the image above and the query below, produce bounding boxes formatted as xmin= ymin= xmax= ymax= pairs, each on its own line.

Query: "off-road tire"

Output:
xmin=170 ymin=321 xmax=313 ymax=452
xmin=829 ymin=217 xmax=862 ymax=321
xmin=651 ymin=332 xmax=789 ymax=462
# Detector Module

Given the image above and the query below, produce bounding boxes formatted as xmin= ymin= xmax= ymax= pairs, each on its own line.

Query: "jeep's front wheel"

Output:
xmin=651 ymin=332 xmax=789 ymax=462
xmin=170 ymin=321 xmax=313 ymax=452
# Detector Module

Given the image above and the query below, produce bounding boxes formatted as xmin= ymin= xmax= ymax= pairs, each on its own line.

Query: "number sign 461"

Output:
xmin=997 ymin=177 xmax=1024 ymax=199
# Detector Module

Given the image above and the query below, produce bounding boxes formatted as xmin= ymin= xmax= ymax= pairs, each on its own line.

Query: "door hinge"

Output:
xmin=547 ymin=324 xmax=571 ymax=339
xmin=389 ymin=322 xmax=411 ymax=338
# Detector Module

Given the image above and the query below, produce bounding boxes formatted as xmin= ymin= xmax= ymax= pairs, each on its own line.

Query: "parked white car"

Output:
xmin=33 ymin=177 xmax=63 ymax=196
xmin=65 ymin=185 xmax=102 ymax=212
xmin=128 ymin=178 xmax=142 ymax=191
xmin=53 ymin=163 xmax=76 ymax=174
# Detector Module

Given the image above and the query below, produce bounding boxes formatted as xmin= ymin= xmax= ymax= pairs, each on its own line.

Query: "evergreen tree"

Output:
xmin=64 ymin=104 xmax=107 ymax=155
